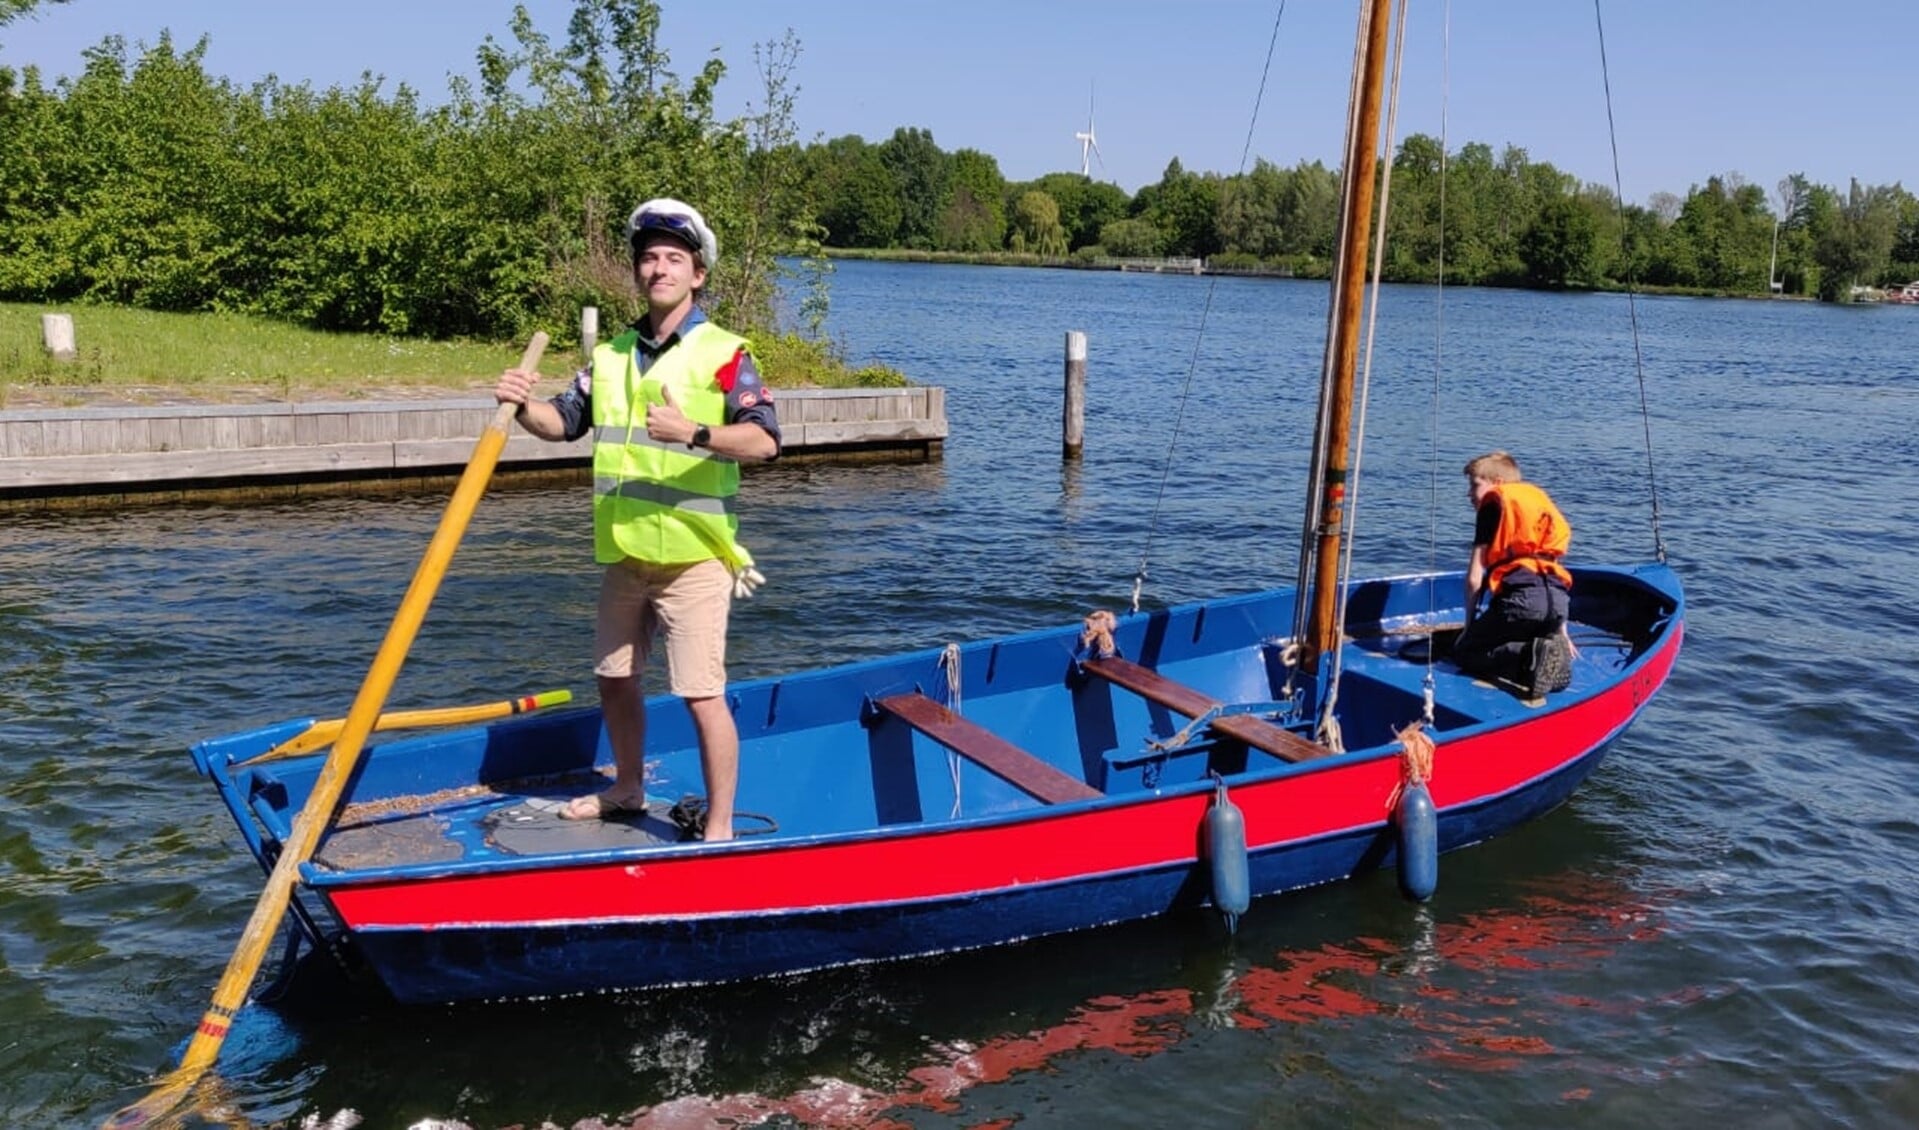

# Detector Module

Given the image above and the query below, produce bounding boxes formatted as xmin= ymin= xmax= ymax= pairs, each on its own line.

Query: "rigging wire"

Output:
xmin=1127 ymin=0 xmax=1291 ymax=613
xmin=1416 ymin=0 xmax=1455 ymax=728
xmin=1592 ymin=0 xmax=1669 ymax=563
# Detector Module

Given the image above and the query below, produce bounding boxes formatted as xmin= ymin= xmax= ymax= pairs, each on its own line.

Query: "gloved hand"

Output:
xmin=731 ymin=565 xmax=766 ymax=599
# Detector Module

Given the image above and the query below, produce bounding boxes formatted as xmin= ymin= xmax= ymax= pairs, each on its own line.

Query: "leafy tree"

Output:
xmin=1668 ymin=175 xmax=1773 ymax=291
xmin=731 ymin=31 xmax=826 ymax=334
xmin=1217 ymin=158 xmax=1289 ymax=259
xmin=0 ymin=0 xmax=70 ymax=30
xmin=1134 ymin=158 xmax=1220 ymax=259
xmin=1882 ymin=186 xmax=1919 ymax=285
xmin=809 ymin=135 xmax=901 ymax=249
xmin=1007 ymin=190 xmax=1068 ymax=257
xmin=876 ymin=126 xmax=949 ymax=249
xmin=1518 ymin=194 xmax=1599 ymax=287
xmin=936 ymin=148 xmax=1005 ymax=253
xmin=1098 ymin=216 xmax=1162 ymax=257
xmin=1020 ymin=172 xmax=1127 ymax=250
xmin=1811 ymin=177 xmax=1899 ymax=300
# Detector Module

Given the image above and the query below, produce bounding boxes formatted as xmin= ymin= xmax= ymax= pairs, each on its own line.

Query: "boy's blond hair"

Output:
xmin=1464 ymin=450 xmax=1522 ymax=483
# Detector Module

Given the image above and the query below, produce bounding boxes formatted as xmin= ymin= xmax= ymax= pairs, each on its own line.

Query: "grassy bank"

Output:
xmin=2 ymin=302 xmax=904 ymax=408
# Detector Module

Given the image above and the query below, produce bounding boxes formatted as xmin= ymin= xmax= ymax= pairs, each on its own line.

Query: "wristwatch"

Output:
xmin=689 ymin=424 xmax=712 ymax=449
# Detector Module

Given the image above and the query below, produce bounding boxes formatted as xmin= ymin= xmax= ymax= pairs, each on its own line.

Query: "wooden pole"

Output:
xmin=107 ymin=335 xmax=550 ymax=1130
xmin=1063 ymin=330 xmax=1086 ymax=461
xmin=580 ymin=306 xmax=598 ymax=363
xmin=1302 ymin=0 xmax=1395 ymax=674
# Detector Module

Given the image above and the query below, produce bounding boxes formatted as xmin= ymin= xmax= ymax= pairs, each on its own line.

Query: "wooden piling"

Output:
xmin=1063 ymin=330 xmax=1086 ymax=461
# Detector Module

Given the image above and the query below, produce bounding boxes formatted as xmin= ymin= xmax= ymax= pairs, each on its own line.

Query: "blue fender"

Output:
xmin=1204 ymin=778 xmax=1250 ymax=931
xmin=1396 ymin=780 xmax=1438 ymax=901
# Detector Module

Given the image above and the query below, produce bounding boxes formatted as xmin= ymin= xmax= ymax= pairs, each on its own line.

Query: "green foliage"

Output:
xmin=1099 ymin=217 xmax=1164 ymax=258
xmin=810 ymin=135 xmax=903 ymax=249
xmin=1133 ymin=158 xmax=1222 ymax=259
xmin=745 ymin=328 xmax=905 ymax=388
xmin=5 ymin=7 xmax=1915 ymax=318
xmin=0 ymin=0 xmax=71 ymax=30
xmin=1007 ymin=191 xmax=1069 ymax=258
xmin=0 ymin=1 xmax=828 ymax=340
xmin=938 ymin=149 xmax=1007 ymax=253
xmin=1812 ymin=178 xmax=1901 ymax=300
xmin=1518 ymin=195 xmax=1600 ymax=287
xmin=1020 ymin=173 xmax=1128 ymax=250
xmin=876 ymin=126 xmax=950 ymax=249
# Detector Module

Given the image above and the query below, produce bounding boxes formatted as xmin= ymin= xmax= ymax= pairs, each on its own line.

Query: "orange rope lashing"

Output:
xmin=1080 ymin=609 xmax=1118 ymax=658
xmin=1387 ymin=720 xmax=1436 ymax=814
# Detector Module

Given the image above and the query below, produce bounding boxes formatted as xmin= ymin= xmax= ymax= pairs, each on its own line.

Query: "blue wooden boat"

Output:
xmin=185 ymin=0 xmax=1683 ymax=1011
xmin=193 ymin=566 xmax=1681 ymax=1004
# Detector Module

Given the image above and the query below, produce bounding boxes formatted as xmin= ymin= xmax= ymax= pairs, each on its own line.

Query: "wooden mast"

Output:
xmin=1300 ymin=0 xmax=1397 ymax=674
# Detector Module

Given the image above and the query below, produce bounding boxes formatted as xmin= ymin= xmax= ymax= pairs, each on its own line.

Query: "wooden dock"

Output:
xmin=0 ymin=387 xmax=945 ymax=509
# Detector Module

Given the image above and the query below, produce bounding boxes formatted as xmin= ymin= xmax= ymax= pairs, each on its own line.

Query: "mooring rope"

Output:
xmin=1126 ymin=0 xmax=1291 ymax=612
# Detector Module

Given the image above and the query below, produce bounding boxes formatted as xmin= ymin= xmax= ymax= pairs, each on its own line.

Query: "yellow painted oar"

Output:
xmin=238 ymin=688 xmax=573 ymax=767
xmin=107 ymin=333 xmax=548 ymax=1129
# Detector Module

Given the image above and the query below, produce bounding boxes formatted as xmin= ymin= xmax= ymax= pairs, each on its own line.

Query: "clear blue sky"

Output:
xmin=3 ymin=0 xmax=1910 ymax=208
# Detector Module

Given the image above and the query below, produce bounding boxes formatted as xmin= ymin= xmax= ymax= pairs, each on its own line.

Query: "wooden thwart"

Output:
xmin=1081 ymin=656 xmax=1330 ymax=763
xmin=875 ymin=693 xmax=1101 ymax=804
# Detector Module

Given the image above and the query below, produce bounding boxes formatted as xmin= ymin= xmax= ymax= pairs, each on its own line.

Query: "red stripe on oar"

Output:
xmin=196 ymin=1019 xmax=228 ymax=1039
xmin=514 ymin=695 xmax=536 ymax=712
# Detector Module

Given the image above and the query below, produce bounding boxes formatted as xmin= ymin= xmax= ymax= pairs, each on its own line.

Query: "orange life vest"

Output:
xmin=1485 ymin=481 xmax=1572 ymax=592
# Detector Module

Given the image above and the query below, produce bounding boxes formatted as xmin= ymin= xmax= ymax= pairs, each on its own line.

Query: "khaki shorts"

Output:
xmin=593 ymin=557 xmax=732 ymax=698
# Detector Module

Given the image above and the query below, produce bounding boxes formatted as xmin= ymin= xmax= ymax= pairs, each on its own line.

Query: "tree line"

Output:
xmin=3 ymin=0 xmax=1915 ymax=351
xmin=807 ymin=130 xmax=1919 ymax=302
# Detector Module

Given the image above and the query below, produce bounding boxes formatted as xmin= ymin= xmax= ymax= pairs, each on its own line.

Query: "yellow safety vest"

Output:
xmin=589 ymin=323 xmax=755 ymax=568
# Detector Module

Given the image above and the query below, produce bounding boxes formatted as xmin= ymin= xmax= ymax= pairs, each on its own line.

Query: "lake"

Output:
xmin=3 ymin=260 xmax=1917 ymax=1127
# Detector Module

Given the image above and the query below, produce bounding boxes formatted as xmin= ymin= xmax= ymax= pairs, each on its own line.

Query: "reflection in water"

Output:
xmin=267 ymin=860 xmax=1673 ymax=1128
xmin=600 ymin=876 xmax=1667 ymax=1129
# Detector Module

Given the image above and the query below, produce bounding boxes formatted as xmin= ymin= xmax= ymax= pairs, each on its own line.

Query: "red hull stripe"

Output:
xmin=329 ymin=628 xmax=1679 ymax=930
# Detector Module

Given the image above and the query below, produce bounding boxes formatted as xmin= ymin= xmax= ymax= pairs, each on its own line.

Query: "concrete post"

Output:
xmin=41 ymin=314 xmax=76 ymax=361
xmin=580 ymin=307 xmax=599 ymax=363
xmin=1063 ymin=330 xmax=1086 ymax=461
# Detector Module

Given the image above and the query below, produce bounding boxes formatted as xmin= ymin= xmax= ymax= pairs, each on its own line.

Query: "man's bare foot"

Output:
xmin=559 ymin=790 xmax=647 ymax=821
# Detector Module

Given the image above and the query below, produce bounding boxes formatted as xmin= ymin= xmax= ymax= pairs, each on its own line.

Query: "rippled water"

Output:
xmin=4 ymin=263 xmax=1918 ymax=1127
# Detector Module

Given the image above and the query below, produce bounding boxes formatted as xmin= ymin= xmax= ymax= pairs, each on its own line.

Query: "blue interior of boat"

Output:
xmin=191 ymin=565 xmax=1678 ymax=884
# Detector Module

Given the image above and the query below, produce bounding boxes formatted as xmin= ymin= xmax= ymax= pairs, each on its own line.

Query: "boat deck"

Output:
xmin=292 ymin=622 xmax=1642 ymax=878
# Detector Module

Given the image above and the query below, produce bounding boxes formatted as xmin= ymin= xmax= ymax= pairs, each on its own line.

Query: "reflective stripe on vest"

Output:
xmin=1485 ymin=481 xmax=1573 ymax=592
xmin=589 ymin=323 xmax=752 ymax=566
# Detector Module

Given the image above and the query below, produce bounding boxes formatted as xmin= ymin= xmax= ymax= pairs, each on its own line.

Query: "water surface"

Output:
xmin=3 ymin=263 xmax=1917 ymax=1126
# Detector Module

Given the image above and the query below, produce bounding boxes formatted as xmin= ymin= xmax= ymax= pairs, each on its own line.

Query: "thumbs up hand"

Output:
xmin=646 ymin=382 xmax=695 ymax=444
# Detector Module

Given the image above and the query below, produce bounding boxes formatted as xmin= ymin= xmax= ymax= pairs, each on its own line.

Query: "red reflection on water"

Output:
xmin=616 ymin=878 xmax=1662 ymax=1128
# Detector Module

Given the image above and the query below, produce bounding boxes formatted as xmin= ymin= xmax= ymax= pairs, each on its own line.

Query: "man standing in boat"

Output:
xmin=1451 ymin=451 xmax=1574 ymax=697
xmin=493 ymin=197 xmax=781 ymax=842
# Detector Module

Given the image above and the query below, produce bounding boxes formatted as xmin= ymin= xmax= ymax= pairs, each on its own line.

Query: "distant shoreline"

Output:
xmin=822 ymin=249 xmax=1836 ymax=302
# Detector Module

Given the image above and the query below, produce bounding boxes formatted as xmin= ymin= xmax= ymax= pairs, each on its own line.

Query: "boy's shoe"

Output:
xmin=1528 ymin=632 xmax=1573 ymax=695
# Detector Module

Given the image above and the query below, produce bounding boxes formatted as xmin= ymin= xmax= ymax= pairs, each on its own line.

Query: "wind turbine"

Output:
xmin=1074 ymin=85 xmax=1104 ymax=178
